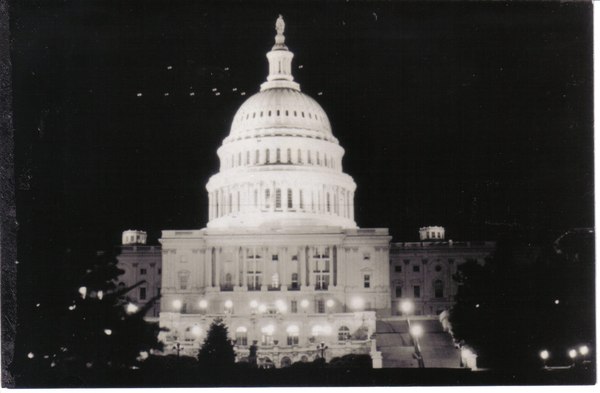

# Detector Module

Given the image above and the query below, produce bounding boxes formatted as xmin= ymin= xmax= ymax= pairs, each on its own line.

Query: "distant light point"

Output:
xmin=27 ymin=352 xmax=34 ymax=359
xmin=164 ymin=92 xmax=170 ymax=96
xmin=318 ymin=91 xmax=323 ymax=96
xmin=298 ymin=65 xmax=304 ymax=69
xmin=215 ymin=92 xmax=221 ymax=96
xmin=212 ymin=88 xmax=217 ymax=92
xmin=136 ymin=93 xmax=142 ymax=97
xmin=224 ymin=67 xmax=230 ymax=71
xmin=232 ymin=88 xmax=238 ymax=92
xmin=554 ymin=299 xmax=560 ymax=305
xmin=240 ymin=92 xmax=246 ymax=96
xmin=189 ymin=92 xmax=195 ymax=96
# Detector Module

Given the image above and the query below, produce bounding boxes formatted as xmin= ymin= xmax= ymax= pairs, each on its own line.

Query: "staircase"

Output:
xmin=375 ymin=317 xmax=460 ymax=368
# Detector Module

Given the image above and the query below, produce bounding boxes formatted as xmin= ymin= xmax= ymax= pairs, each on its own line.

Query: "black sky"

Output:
xmin=12 ymin=0 xmax=593 ymax=249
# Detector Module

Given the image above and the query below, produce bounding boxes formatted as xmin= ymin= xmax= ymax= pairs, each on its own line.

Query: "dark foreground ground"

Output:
xmin=17 ymin=365 xmax=596 ymax=388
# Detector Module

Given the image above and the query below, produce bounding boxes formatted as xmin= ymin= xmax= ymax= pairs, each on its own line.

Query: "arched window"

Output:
xmin=297 ymin=149 xmax=302 ymax=163
xmin=287 ymin=148 xmax=291 ymax=163
xmin=255 ymin=150 xmax=259 ymax=164
xmin=265 ymin=149 xmax=270 ymax=163
xmin=276 ymin=148 xmax=281 ymax=163
xmin=280 ymin=357 xmax=292 ymax=367
xmin=246 ymin=151 xmax=250 ymax=165
xmin=434 ymin=280 xmax=444 ymax=298
xmin=338 ymin=326 xmax=350 ymax=341
xmin=224 ymin=273 xmax=233 ymax=290
xmin=287 ymin=188 xmax=293 ymax=209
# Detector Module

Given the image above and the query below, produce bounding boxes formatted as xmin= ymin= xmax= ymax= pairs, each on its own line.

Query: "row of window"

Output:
xmin=239 ymin=109 xmax=324 ymax=122
xmin=395 ymin=280 xmax=444 ymax=299
xmin=224 ymin=147 xmax=337 ymax=170
xmin=210 ymin=186 xmax=352 ymax=219
xmin=393 ymin=263 xmax=445 ymax=273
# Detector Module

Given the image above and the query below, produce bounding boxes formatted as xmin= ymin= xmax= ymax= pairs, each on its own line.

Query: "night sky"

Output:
xmin=12 ymin=0 xmax=593 ymax=250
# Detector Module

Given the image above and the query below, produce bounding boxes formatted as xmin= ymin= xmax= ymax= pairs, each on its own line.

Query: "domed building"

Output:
xmin=158 ymin=16 xmax=391 ymax=367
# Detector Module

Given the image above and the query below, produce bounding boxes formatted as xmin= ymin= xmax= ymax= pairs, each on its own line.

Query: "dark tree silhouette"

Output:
xmin=16 ymin=249 xmax=162 ymax=386
xmin=449 ymin=230 xmax=595 ymax=369
xmin=197 ymin=318 xmax=236 ymax=369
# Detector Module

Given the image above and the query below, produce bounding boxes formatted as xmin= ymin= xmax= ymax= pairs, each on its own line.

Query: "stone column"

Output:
xmin=243 ymin=248 xmax=248 ymax=288
xmin=215 ymin=248 xmax=221 ymax=288
xmin=298 ymin=246 xmax=304 ymax=286
xmin=235 ymin=247 xmax=241 ymax=287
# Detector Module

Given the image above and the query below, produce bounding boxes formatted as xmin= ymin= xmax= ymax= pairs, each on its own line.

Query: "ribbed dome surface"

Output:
xmin=227 ymin=88 xmax=334 ymax=143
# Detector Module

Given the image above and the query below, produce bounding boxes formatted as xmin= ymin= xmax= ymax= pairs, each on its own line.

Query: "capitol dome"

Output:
xmin=206 ymin=16 xmax=357 ymax=230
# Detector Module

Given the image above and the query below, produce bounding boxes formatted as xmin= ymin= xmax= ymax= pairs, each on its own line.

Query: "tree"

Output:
xmin=197 ymin=318 xmax=236 ymax=369
xmin=449 ymin=230 xmax=595 ymax=369
xmin=16 ymin=248 xmax=162 ymax=386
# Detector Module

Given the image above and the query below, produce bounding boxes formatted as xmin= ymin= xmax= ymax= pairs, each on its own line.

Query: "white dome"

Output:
xmin=226 ymin=88 xmax=335 ymax=144
xmin=205 ymin=16 xmax=357 ymax=230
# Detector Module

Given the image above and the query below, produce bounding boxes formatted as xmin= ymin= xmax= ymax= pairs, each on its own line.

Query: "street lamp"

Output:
xmin=173 ymin=342 xmax=182 ymax=359
xmin=579 ymin=345 xmax=589 ymax=356
xmin=400 ymin=299 xmax=424 ymax=368
xmin=317 ymin=341 xmax=328 ymax=360
xmin=568 ymin=348 xmax=577 ymax=367
xmin=539 ymin=350 xmax=549 ymax=368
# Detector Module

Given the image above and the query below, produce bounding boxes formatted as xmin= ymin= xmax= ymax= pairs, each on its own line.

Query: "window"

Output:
xmin=139 ymin=287 xmax=147 ymax=300
xmin=413 ymin=265 xmax=420 ymax=273
xmin=297 ymin=149 xmax=302 ymax=163
xmin=363 ymin=252 xmax=371 ymax=261
xmin=265 ymin=189 xmax=271 ymax=209
xmin=276 ymin=148 xmax=281 ymax=162
xmin=290 ymin=273 xmax=299 ymax=290
xmin=395 ymin=285 xmax=402 ymax=298
xmin=246 ymin=249 xmax=263 ymax=290
xmin=299 ymin=190 xmax=304 ymax=209
xmin=413 ymin=285 xmax=421 ymax=298
xmin=255 ymin=150 xmax=259 ymax=164
xmin=308 ymin=151 xmax=312 ymax=164
xmin=238 ymin=152 xmax=241 ymax=166
xmin=316 ymin=152 xmax=320 ymax=165
xmin=287 ymin=189 xmax=293 ymax=208
xmin=275 ymin=189 xmax=282 ymax=209
xmin=363 ymin=274 xmax=371 ymax=288
xmin=326 ymin=193 xmax=331 ymax=212
xmin=291 ymin=300 xmax=298 ymax=313
xmin=287 ymin=325 xmax=299 ymax=346
xmin=158 ymin=268 xmax=162 ymax=275
xmin=448 ymin=258 xmax=455 ymax=264
xmin=317 ymin=299 xmax=325 ymax=313
xmin=266 ymin=149 xmax=270 ymax=163
xmin=224 ymin=273 xmax=233 ymax=290
xmin=435 ymin=264 xmax=442 ymax=272
xmin=338 ymin=326 xmax=350 ymax=342
xmin=394 ymin=265 xmax=402 ymax=272
xmin=314 ymin=248 xmax=330 ymax=290
xmin=178 ymin=271 xmax=190 ymax=290
xmin=254 ymin=189 xmax=258 ymax=207
xmin=246 ymin=151 xmax=250 ymax=164
xmin=236 ymin=327 xmax=248 ymax=346
xmin=287 ymin=148 xmax=291 ymax=163
xmin=434 ymin=280 xmax=444 ymax=298
xmin=140 ymin=268 xmax=147 ymax=275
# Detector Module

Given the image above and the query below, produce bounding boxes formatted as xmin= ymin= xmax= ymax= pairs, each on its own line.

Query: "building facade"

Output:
xmin=157 ymin=16 xmax=390 ymax=365
xmin=389 ymin=227 xmax=495 ymax=316
xmin=116 ymin=230 xmax=162 ymax=318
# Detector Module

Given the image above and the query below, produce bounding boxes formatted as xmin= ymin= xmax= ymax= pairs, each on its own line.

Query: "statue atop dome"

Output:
xmin=276 ymin=15 xmax=285 ymax=35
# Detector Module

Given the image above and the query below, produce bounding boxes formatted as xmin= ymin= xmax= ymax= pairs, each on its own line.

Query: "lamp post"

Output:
xmin=400 ymin=299 xmax=424 ymax=368
xmin=539 ymin=350 xmax=549 ymax=369
xmin=317 ymin=341 xmax=328 ymax=360
xmin=173 ymin=342 xmax=181 ymax=359
xmin=568 ymin=349 xmax=577 ymax=367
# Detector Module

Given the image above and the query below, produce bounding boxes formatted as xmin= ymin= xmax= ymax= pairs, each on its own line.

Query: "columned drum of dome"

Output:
xmin=206 ymin=15 xmax=357 ymax=229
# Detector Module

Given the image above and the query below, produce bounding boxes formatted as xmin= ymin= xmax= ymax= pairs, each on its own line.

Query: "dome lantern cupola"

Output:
xmin=261 ymin=15 xmax=300 ymax=91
